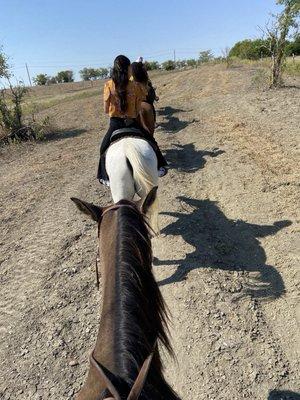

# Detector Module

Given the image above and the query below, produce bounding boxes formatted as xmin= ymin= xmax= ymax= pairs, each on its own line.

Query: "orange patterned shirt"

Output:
xmin=104 ymin=79 xmax=147 ymax=118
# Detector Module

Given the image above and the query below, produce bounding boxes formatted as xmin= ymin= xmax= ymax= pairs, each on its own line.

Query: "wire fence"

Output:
xmin=8 ymin=48 xmax=204 ymax=84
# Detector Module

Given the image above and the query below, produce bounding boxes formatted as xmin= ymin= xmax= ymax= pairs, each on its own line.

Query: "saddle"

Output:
xmin=109 ymin=127 xmax=157 ymax=152
xmin=110 ymin=127 xmax=143 ymax=141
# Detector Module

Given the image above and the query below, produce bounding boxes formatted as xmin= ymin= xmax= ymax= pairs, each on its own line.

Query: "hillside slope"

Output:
xmin=0 ymin=64 xmax=299 ymax=400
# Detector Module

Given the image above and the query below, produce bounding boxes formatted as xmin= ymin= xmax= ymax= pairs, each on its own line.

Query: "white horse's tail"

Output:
xmin=125 ymin=139 xmax=159 ymax=234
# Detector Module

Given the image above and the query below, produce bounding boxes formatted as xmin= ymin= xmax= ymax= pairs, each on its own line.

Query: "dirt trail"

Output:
xmin=0 ymin=65 xmax=299 ymax=400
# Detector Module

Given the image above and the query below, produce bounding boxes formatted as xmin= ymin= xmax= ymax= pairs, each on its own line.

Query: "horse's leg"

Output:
xmin=106 ymin=143 xmax=135 ymax=202
xmin=138 ymin=102 xmax=155 ymax=136
xmin=128 ymin=140 xmax=159 ymax=233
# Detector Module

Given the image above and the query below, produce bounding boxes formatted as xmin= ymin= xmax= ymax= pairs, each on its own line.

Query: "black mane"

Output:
xmin=112 ymin=200 xmax=180 ymax=399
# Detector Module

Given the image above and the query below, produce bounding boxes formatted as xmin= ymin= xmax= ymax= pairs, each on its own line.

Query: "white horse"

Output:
xmin=106 ymin=137 xmax=159 ymax=232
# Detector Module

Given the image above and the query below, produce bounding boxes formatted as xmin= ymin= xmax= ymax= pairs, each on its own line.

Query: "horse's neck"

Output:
xmin=93 ymin=215 xmax=119 ymax=370
xmin=94 ymin=210 xmax=159 ymax=379
xmin=81 ymin=211 xmax=180 ymax=400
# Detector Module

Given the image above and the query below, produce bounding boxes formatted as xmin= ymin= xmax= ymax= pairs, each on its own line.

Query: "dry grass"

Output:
xmin=24 ymin=87 xmax=101 ymax=115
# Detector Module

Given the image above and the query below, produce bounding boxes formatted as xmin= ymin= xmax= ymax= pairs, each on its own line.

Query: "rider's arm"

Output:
xmin=104 ymin=99 xmax=110 ymax=114
xmin=103 ymin=82 xmax=111 ymax=114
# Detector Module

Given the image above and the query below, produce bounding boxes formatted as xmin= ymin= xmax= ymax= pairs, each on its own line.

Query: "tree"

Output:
xmin=56 ymin=70 xmax=74 ymax=83
xmin=161 ymin=60 xmax=175 ymax=70
xmin=98 ymin=67 xmax=109 ymax=79
xmin=33 ymin=74 xmax=49 ymax=85
xmin=0 ymin=66 xmax=33 ymax=141
xmin=0 ymin=45 xmax=53 ymax=143
xmin=186 ymin=58 xmax=197 ymax=67
xmin=0 ymin=46 xmax=27 ymax=140
xmin=79 ymin=67 xmax=97 ymax=81
xmin=175 ymin=60 xmax=187 ymax=69
xmin=79 ymin=67 xmax=91 ymax=81
xmin=229 ymin=39 xmax=272 ymax=59
xmin=198 ymin=50 xmax=214 ymax=63
xmin=286 ymin=33 xmax=300 ymax=54
xmin=79 ymin=67 xmax=108 ymax=81
xmin=145 ymin=61 xmax=160 ymax=71
xmin=266 ymin=0 xmax=300 ymax=87
xmin=0 ymin=47 xmax=9 ymax=78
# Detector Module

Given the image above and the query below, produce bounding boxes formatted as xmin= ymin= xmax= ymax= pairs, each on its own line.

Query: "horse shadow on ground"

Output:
xmin=268 ymin=390 xmax=300 ymax=400
xmin=45 ymin=128 xmax=87 ymax=142
xmin=157 ymin=106 xmax=195 ymax=134
xmin=164 ymin=143 xmax=225 ymax=173
xmin=155 ymin=196 xmax=291 ymax=300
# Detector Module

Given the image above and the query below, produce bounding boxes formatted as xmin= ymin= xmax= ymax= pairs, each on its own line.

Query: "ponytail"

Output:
xmin=111 ymin=55 xmax=130 ymax=112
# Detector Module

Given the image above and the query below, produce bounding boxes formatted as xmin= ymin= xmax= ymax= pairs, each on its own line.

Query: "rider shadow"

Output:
xmin=164 ymin=143 xmax=225 ymax=173
xmin=268 ymin=390 xmax=300 ymax=399
xmin=155 ymin=196 xmax=291 ymax=300
xmin=157 ymin=106 xmax=193 ymax=134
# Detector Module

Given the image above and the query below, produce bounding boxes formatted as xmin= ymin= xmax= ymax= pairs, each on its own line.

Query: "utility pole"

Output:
xmin=25 ymin=63 xmax=32 ymax=86
xmin=173 ymin=49 xmax=176 ymax=64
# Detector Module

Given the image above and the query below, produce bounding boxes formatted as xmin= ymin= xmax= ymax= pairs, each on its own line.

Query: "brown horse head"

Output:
xmin=90 ymin=350 xmax=154 ymax=400
xmin=71 ymin=186 xmax=158 ymax=224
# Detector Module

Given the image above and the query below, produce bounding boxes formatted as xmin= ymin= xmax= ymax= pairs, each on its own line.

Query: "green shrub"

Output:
xmin=198 ymin=50 xmax=214 ymax=63
xmin=34 ymin=74 xmax=49 ymax=85
xmin=0 ymin=46 xmax=53 ymax=143
xmin=56 ymin=70 xmax=74 ymax=83
xmin=186 ymin=59 xmax=198 ymax=67
xmin=161 ymin=60 xmax=175 ymax=70
xmin=286 ymin=34 xmax=300 ymax=56
xmin=145 ymin=61 xmax=159 ymax=71
xmin=79 ymin=67 xmax=108 ymax=81
xmin=0 ymin=84 xmax=32 ymax=142
xmin=230 ymin=39 xmax=271 ymax=60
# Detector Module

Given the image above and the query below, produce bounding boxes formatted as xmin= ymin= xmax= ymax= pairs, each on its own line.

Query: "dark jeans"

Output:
xmin=97 ymin=117 xmax=167 ymax=181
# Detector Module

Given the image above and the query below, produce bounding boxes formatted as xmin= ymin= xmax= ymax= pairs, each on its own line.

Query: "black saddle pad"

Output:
xmin=110 ymin=127 xmax=144 ymax=142
xmin=109 ymin=128 xmax=157 ymax=154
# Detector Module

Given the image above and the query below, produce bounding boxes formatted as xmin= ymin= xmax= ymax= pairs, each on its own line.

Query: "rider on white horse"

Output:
xmin=97 ymin=55 xmax=167 ymax=186
xmin=97 ymin=55 xmax=167 ymax=231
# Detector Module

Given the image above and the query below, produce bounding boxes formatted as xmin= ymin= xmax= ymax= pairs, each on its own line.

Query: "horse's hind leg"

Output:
xmin=134 ymin=152 xmax=159 ymax=233
xmin=106 ymin=147 xmax=135 ymax=202
xmin=138 ymin=102 xmax=155 ymax=135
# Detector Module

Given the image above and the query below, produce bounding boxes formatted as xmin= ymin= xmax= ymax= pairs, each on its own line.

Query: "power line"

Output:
xmin=10 ymin=48 xmax=203 ymax=70
xmin=25 ymin=63 xmax=32 ymax=86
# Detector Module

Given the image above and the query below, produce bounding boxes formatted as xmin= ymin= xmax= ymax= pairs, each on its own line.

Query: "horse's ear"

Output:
xmin=127 ymin=351 xmax=154 ymax=400
xmin=71 ymin=197 xmax=102 ymax=222
xmin=141 ymin=187 xmax=158 ymax=215
xmin=90 ymin=354 xmax=121 ymax=400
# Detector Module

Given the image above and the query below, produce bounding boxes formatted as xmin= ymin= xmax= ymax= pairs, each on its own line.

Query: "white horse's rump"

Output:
xmin=106 ymin=137 xmax=159 ymax=231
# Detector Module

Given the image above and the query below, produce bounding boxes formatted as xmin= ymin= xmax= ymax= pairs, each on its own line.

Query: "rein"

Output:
xmin=95 ymin=203 xmax=139 ymax=289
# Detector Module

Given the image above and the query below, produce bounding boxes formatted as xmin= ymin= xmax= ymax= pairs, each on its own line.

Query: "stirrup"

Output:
xmin=158 ymin=167 xmax=167 ymax=177
xmin=99 ymin=179 xmax=110 ymax=187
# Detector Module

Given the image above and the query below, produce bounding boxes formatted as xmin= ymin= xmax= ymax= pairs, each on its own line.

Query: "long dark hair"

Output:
xmin=111 ymin=55 xmax=131 ymax=112
xmin=131 ymin=61 xmax=149 ymax=84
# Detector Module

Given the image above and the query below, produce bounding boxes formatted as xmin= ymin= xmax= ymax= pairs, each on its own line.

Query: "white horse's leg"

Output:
xmin=125 ymin=139 xmax=159 ymax=232
xmin=125 ymin=138 xmax=158 ymax=197
xmin=106 ymin=142 xmax=135 ymax=202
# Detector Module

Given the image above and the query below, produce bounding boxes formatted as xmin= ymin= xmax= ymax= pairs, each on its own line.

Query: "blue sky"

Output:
xmin=0 ymin=0 xmax=280 ymax=83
